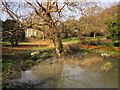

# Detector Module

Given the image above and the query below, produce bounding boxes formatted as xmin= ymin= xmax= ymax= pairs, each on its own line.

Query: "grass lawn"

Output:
xmin=2 ymin=41 xmax=34 ymax=46
xmin=2 ymin=37 xmax=80 ymax=47
xmin=62 ymin=37 xmax=79 ymax=44
xmin=2 ymin=36 xmax=109 ymax=46
xmin=2 ymin=37 xmax=119 ymax=52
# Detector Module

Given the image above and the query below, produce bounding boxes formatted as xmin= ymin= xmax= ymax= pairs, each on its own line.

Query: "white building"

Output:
xmin=25 ymin=28 xmax=45 ymax=39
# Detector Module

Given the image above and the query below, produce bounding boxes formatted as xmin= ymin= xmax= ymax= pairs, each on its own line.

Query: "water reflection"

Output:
xmin=12 ymin=62 xmax=118 ymax=88
xmin=16 ymin=70 xmax=39 ymax=82
xmin=58 ymin=64 xmax=118 ymax=88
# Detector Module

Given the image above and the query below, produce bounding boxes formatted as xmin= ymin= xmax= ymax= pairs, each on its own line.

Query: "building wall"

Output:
xmin=25 ymin=28 xmax=45 ymax=39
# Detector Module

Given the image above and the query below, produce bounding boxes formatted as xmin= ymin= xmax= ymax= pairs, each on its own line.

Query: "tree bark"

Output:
xmin=10 ymin=40 xmax=14 ymax=47
xmin=94 ymin=32 xmax=96 ymax=39
xmin=52 ymin=32 xmax=63 ymax=58
xmin=15 ymin=40 xmax=19 ymax=47
xmin=10 ymin=33 xmax=15 ymax=47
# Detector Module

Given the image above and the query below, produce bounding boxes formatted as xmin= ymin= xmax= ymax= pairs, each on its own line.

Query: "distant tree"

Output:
xmin=79 ymin=15 xmax=108 ymax=39
xmin=63 ymin=19 xmax=80 ymax=38
xmin=2 ymin=19 xmax=25 ymax=47
xmin=78 ymin=3 xmax=119 ymax=40
xmin=107 ymin=15 xmax=120 ymax=40
xmin=101 ymin=4 xmax=119 ymax=40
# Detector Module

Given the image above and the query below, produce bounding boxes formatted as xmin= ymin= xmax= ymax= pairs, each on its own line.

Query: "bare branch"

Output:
xmin=1 ymin=1 xmax=22 ymax=24
xmin=25 ymin=0 xmax=40 ymax=16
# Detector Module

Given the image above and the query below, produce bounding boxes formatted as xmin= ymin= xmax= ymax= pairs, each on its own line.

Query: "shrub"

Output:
xmin=100 ymin=62 xmax=113 ymax=72
xmin=35 ymin=59 xmax=43 ymax=64
xmin=114 ymin=41 xmax=120 ymax=47
xmin=24 ymin=60 xmax=33 ymax=65
xmin=21 ymin=51 xmax=31 ymax=60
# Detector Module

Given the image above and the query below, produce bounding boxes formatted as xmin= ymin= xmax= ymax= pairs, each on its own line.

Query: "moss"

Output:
xmin=35 ymin=59 xmax=44 ymax=64
xmin=100 ymin=62 xmax=113 ymax=72
xmin=20 ymin=51 xmax=31 ymax=60
xmin=113 ymin=41 xmax=120 ymax=47
xmin=2 ymin=59 xmax=18 ymax=72
xmin=24 ymin=60 xmax=33 ymax=66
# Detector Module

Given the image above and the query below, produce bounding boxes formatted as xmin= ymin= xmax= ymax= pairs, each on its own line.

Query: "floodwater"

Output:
xmin=11 ymin=55 xmax=118 ymax=88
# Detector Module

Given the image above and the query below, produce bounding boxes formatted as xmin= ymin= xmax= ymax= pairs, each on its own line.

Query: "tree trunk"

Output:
xmin=78 ymin=32 xmax=84 ymax=47
xmin=10 ymin=34 xmax=15 ymax=47
xmin=15 ymin=41 xmax=19 ymax=47
xmin=10 ymin=40 xmax=14 ymax=47
xmin=52 ymin=32 xmax=63 ymax=58
xmin=10 ymin=32 xmax=20 ymax=47
xmin=94 ymin=32 xmax=96 ymax=39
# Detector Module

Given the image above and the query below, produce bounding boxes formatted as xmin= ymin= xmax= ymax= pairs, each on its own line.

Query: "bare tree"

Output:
xmin=1 ymin=0 xmax=78 ymax=57
xmin=1 ymin=0 xmax=102 ymax=57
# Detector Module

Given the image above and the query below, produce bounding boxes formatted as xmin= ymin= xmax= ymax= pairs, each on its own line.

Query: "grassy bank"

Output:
xmin=2 ymin=37 xmax=120 ymax=84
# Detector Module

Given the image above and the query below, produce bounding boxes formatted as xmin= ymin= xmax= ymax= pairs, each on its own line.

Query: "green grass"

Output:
xmin=2 ymin=37 xmax=119 ymax=51
xmin=91 ymin=49 xmax=120 ymax=56
xmin=86 ymin=36 xmax=106 ymax=40
xmin=19 ymin=42 xmax=33 ymax=45
xmin=27 ymin=46 xmax=54 ymax=51
xmin=2 ymin=42 xmax=11 ymax=46
xmin=2 ymin=59 xmax=18 ymax=72
xmin=2 ymin=41 xmax=33 ymax=46
xmin=2 ymin=37 xmax=80 ymax=50
xmin=3 ymin=41 xmax=49 ymax=45
xmin=62 ymin=37 xmax=79 ymax=43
